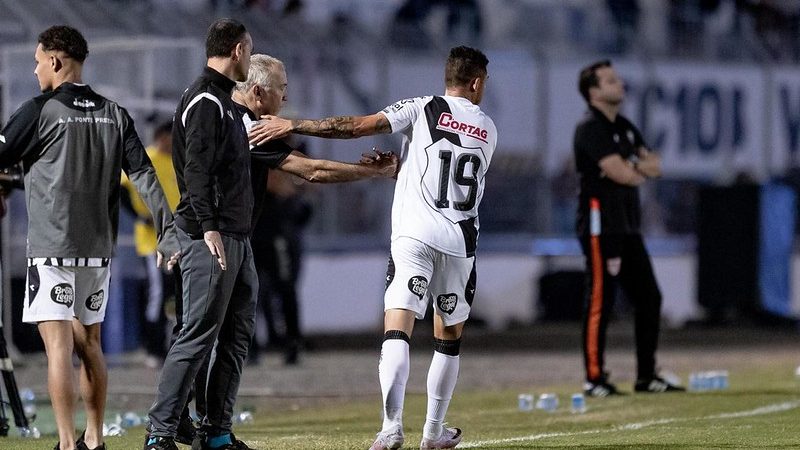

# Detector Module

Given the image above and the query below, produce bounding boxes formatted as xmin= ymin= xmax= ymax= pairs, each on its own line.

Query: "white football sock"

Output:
xmin=379 ymin=338 xmax=410 ymax=431
xmin=423 ymin=351 xmax=460 ymax=440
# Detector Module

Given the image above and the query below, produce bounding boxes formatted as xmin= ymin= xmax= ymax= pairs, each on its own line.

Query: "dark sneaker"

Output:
xmin=144 ymin=435 xmax=180 ymax=450
xmin=191 ymin=432 xmax=254 ymax=450
xmin=78 ymin=441 xmax=107 ymax=450
xmin=635 ymin=376 xmax=686 ymax=393
xmin=583 ymin=379 xmax=623 ymax=397
xmin=175 ymin=414 xmax=198 ymax=445
xmin=76 ymin=431 xmax=107 ymax=450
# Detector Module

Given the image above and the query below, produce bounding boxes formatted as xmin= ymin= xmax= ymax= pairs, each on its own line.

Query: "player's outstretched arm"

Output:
xmin=277 ymin=148 xmax=398 ymax=183
xmin=250 ymin=113 xmax=392 ymax=146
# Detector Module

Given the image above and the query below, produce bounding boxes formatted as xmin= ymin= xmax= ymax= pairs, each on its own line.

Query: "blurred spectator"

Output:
xmin=669 ymin=0 xmax=711 ymax=57
xmin=392 ymin=0 xmax=482 ymax=48
xmin=120 ymin=120 xmax=179 ymax=368
xmin=736 ymin=0 xmax=800 ymax=61
xmin=250 ymin=166 xmax=311 ymax=365
xmin=606 ymin=0 xmax=640 ymax=53
xmin=243 ymin=0 xmax=303 ymax=16
xmin=550 ymin=157 xmax=579 ymax=235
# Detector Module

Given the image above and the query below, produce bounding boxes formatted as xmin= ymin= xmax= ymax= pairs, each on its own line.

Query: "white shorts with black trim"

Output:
xmin=23 ymin=264 xmax=111 ymax=325
xmin=384 ymin=237 xmax=476 ymax=327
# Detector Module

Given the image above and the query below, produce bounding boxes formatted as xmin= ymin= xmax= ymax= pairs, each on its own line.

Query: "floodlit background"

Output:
xmin=1 ymin=0 xmax=799 ymax=350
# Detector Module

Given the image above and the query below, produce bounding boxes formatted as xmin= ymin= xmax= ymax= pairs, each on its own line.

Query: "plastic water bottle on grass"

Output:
xmin=103 ymin=423 xmax=126 ymax=437
xmin=233 ymin=411 xmax=254 ymax=425
xmin=570 ymin=393 xmax=586 ymax=414
xmin=536 ymin=393 xmax=558 ymax=412
xmin=518 ymin=394 xmax=534 ymax=412
xmin=18 ymin=426 xmax=40 ymax=438
xmin=121 ymin=411 xmax=143 ymax=428
xmin=19 ymin=388 xmax=37 ymax=423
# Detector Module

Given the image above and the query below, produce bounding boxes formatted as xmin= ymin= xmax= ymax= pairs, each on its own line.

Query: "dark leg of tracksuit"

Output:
xmin=169 ymin=264 xmax=208 ymax=420
xmin=581 ymin=234 xmax=662 ymax=383
xmin=148 ymin=228 xmax=257 ymax=437
xmin=252 ymin=243 xmax=280 ymax=355
xmin=273 ymin=234 xmax=303 ymax=345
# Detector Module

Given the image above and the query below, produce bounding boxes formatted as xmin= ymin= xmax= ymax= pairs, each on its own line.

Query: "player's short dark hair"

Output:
xmin=38 ymin=26 xmax=88 ymax=63
xmin=206 ymin=18 xmax=248 ymax=58
xmin=578 ymin=60 xmax=612 ymax=103
xmin=445 ymin=46 xmax=489 ymax=87
xmin=153 ymin=120 xmax=172 ymax=141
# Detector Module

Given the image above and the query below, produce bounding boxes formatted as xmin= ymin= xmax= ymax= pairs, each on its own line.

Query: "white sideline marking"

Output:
xmin=458 ymin=400 xmax=800 ymax=448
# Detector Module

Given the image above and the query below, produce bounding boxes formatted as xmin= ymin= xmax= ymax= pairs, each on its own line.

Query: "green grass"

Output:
xmin=3 ymin=363 xmax=800 ymax=449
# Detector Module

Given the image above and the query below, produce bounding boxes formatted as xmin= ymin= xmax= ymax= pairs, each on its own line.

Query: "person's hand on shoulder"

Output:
xmin=249 ymin=115 xmax=292 ymax=146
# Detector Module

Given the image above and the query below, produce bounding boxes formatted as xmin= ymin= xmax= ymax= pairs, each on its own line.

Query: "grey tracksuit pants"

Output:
xmin=148 ymin=227 xmax=258 ymax=437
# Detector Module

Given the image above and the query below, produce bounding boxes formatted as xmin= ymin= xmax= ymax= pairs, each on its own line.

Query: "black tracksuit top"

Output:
xmin=172 ymin=67 xmax=253 ymax=239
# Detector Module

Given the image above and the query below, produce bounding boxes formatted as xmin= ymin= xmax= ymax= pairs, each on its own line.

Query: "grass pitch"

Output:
xmin=3 ymin=360 xmax=799 ymax=449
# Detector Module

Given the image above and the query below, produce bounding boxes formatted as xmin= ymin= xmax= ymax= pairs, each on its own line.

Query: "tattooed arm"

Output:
xmin=249 ymin=113 xmax=392 ymax=146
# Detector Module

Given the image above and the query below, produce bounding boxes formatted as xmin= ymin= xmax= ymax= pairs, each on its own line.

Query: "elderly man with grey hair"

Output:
xmin=232 ymin=53 xmax=398 ymax=217
xmin=233 ymin=53 xmax=399 ymax=364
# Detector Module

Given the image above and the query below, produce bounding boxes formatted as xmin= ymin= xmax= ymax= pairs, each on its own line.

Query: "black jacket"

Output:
xmin=172 ymin=67 xmax=253 ymax=239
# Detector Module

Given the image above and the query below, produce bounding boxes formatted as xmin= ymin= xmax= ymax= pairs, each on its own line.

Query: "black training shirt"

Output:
xmin=172 ymin=67 xmax=253 ymax=239
xmin=233 ymin=103 xmax=292 ymax=231
xmin=574 ymin=106 xmax=645 ymax=237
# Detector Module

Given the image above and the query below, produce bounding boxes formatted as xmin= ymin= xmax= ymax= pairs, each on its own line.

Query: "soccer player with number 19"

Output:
xmin=249 ymin=46 xmax=496 ymax=450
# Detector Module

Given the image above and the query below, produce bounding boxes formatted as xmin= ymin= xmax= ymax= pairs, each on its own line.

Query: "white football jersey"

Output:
xmin=380 ymin=95 xmax=497 ymax=257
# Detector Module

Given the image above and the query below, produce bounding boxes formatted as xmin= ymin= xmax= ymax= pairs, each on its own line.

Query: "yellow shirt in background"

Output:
xmin=121 ymin=147 xmax=179 ymax=256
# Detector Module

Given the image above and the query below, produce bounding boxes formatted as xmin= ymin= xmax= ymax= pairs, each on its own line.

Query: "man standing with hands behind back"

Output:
xmin=146 ymin=18 xmax=257 ymax=450
xmin=574 ymin=60 xmax=684 ymax=397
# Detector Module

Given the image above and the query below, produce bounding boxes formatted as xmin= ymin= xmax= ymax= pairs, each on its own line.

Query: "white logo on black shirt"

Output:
xmin=0 ymin=134 xmax=5 ymax=143
xmin=73 ymin=99 xmax=96 ymax=108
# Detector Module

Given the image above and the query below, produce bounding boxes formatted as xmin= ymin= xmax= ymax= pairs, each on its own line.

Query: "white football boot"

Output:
xmin=419 ymin=426 xmax=462 ymax=450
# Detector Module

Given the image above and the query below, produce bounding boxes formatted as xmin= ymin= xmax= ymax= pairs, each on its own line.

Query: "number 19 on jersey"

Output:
xmin=424 ymin=141 xmax=486 ymax=223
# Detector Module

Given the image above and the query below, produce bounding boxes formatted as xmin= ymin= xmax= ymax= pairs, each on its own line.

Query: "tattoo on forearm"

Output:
xmin=375 ymin=115 xmax=392 ymax=134
xmin=292 ymin=116 xmax=356 ymax=138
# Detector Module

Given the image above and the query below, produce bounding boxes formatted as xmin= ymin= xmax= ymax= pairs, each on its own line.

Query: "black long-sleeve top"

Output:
xmin=172 ymin=67 xmax=253 ymax=239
